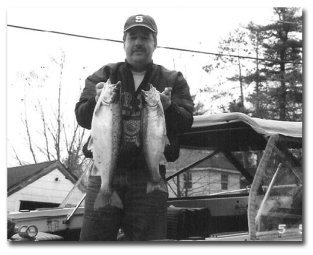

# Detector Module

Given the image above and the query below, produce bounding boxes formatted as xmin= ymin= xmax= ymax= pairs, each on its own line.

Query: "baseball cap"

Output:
xmin=124 ymin=14 xmax=158 ymax=34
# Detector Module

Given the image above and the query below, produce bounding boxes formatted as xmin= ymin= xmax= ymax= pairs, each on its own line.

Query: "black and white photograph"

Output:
xmin=3 ymin=2 xmax=307 ymax=249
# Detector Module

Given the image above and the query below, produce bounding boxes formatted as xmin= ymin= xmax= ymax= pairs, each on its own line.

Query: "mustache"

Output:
xmin=132 ymin=46 xmax=146 ymax=53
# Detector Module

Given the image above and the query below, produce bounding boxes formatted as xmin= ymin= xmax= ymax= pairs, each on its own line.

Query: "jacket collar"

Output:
xmin=124 ymin=59 xmax=154 ymax=72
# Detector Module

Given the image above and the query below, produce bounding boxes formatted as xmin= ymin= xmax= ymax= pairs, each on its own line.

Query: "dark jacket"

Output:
xmin=75 ymin=61 xmax=194 ymax=162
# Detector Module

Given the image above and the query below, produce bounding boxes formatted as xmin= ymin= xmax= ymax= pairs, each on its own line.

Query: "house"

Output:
xmin=7 ymin=160 xmax=84 ymax=212
xmin=166 ymin=149 xmax=243 ymax=198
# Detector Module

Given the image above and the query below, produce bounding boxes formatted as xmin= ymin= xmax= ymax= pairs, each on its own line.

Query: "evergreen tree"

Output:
xmin=202 ymin=28 xmax=253 ymax=113
xmin=247 ymin=8 xmax=302 ymax=121
xmin=202 ymin=8 xmax=302 ymax=120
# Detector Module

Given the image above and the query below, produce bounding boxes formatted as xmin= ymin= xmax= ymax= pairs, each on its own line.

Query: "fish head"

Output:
xmin=100 ymin=80 xmax=121 ymax=104
xmin=141 ymin=84 xmax=160 ymax=107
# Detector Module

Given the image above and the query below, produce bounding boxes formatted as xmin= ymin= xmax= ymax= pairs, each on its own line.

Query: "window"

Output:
xmin=19 ymin=201 xmax=59 ymax=211
xmin=183 ymin=171 xmax=192 ymax=189
xmin=221 ymin=173 xmax=228 ymax=190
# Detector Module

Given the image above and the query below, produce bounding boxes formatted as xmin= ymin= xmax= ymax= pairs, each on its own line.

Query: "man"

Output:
xmin=75 ymin=14 xmax=194 ymax=241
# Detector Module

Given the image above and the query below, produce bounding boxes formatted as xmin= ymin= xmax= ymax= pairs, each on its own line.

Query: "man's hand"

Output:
xmin=160 ymin=87 xmax=172 ymax=110
xmin=95 ymin=82 xmax=105 ymax=102
xmin=95 ymin=80 xmax=121 ymax=102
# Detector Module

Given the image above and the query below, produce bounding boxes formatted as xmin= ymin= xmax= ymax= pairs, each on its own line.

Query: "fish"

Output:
xmin=141 ymin=84 xmax=168 ymax=194
xmin=88 ymin=79 xmax=123 ymax=210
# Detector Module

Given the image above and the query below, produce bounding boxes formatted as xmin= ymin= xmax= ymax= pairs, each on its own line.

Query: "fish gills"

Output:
xmin=141 ymin=84 xmax=168 ymax=194
xmin=89 ymin=79 xmax=123 ymax=210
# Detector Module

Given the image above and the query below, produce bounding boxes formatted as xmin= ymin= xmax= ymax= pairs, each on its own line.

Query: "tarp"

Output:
xmin=192 ymin=112 xmax=302 ymax=138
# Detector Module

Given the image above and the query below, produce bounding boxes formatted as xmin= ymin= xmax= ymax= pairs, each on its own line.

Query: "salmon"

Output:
xmin=141 ymin=84 xmax=168 ymax=194
xmin=88 ymin=79 xmax=123 ymax=210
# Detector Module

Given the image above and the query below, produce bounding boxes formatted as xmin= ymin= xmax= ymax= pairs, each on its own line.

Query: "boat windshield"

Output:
xmin=251 ymin=140 xmax=302 ymax=241
xmin=58 ymin=159 xmax=92 ymax=208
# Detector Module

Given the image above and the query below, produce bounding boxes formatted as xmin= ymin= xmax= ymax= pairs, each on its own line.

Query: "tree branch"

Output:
xmin=11 ymin=146 xmax=23 ymax=166
xmin=37 ymin=100 xmax=51 ymax=161
xmin=22 ymin=110 xmax=37 ymax=164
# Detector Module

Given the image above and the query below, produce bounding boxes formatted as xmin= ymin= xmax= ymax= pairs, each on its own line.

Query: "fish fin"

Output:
xmin=93 ymin=190 xmax=109 ymax=210
xmin=164 ymin=136 xmax=170 ymax=145
xmin=87 ymin=136 xmax=93 ymax=151
xmin=94 ymin=190 xmax=123 ymax=210
xmin=94 ymin=100 xmax=101 ymax=116
xmin=146 ymin=180 xmax=168 ymax=194
xmin=160 ymin=154 xmax=167 ymax=165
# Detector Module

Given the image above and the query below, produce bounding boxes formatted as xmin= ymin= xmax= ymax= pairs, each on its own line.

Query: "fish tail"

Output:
xmin=94 ymin=190 xmax=123 ymax=210
xmin=146 ymin=179 xmax=168 ymax=194
xmin=110 ymin=191 xmax=123 ymax=209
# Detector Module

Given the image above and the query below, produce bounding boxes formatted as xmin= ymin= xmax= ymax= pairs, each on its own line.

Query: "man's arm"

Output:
xmin=164 ymin=71 xmax=194 ymax=134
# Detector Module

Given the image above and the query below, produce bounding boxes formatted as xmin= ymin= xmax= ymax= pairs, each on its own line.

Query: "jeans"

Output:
xmin=79 ymin=165 xmax=168 ymax=241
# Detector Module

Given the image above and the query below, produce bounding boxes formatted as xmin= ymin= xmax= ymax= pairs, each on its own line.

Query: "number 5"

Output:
xmin=278 ymin=224 xmax=286 ymax=234
xmin=299 ymin=224 xmax=302 ymax=234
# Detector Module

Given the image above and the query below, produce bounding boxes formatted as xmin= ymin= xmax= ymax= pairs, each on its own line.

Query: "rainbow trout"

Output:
xmin=88 ymin=79 xmax=123 ymax=210
xmin=141 ymin=84 xmax=168 ymax=194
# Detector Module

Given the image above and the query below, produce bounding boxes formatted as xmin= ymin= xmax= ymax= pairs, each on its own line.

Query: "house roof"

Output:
xmin=7 ymin=160 xmax=78 ymax=196
xmin=166 ymin=149 xmax=237 ymax=172
xmin=195 ymin=153 xmax=236 ymax=170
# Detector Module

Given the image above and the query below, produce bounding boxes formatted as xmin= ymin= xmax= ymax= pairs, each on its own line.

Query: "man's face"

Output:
xmin=124 ymin=27 xmax=156 ymax=69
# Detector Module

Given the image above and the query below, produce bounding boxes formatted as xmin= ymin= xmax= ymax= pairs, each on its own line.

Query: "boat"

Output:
xmin=8 ymin=112 xmax=302 ymax=242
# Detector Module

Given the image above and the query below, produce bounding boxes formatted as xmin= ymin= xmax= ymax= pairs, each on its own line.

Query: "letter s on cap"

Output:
xmin=135 ymin=15 xmax=143 ymax=22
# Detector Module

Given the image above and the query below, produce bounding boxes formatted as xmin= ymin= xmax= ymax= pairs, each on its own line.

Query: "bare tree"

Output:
xmin=11 ymin=146 xmax=23 ymax=166
xmin=36 ymin=100 xmax=52 ymax=161
xmin=22 ymin=107 xmax=38 ymax=164
xmin=12 ymin=50 xmax=88 ymax=176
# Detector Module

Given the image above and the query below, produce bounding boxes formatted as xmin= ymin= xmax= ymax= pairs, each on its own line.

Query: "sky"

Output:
xmin=6 ymin=7 xmax=276 ymax=93
xmin=5 ymin=6 xmax=280 ymax=167
xmin=1 ymin=0 xmax=313 ymax=253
